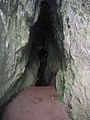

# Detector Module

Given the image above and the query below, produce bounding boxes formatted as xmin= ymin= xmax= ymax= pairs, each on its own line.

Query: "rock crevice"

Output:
xmin=0 ymin=0 xmax=90 ymax=120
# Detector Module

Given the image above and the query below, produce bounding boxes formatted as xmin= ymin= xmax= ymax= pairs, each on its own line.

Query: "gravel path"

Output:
xmin=2 ymin=86 xmax=70 ymax=120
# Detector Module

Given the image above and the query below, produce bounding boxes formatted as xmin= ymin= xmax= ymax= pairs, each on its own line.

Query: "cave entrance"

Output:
xmin=27 ymin=1 xmax=60 ymax=87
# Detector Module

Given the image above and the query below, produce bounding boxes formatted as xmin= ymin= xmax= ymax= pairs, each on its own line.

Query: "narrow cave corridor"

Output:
xmin=27 ymin=1 xmax=61 ymax=87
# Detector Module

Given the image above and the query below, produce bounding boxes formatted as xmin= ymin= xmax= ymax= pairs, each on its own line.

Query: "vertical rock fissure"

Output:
xmin=25 ymin=0 xmax=66 ymax=87
xmin=27 ymin=1 xmax=57 ymax=86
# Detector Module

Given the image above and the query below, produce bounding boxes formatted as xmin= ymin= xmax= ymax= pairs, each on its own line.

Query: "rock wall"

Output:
xmin=0 ymin=0 xmax=35 ymax=109
xmin=60 ymin=0 xmax=90 ymax=119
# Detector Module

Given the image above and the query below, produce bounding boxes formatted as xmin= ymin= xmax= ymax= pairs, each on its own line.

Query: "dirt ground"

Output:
xmin=1 ymin=86 xmax=70 ymax=120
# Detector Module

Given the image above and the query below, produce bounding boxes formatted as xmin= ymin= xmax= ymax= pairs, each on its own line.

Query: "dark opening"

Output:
xmin=34 ymin=1 xmax=52 ymax=86
xmin=27 ymin=1 xmax=61 ymax=86
xmin=36 ymin=48 xmax=48 ymax=86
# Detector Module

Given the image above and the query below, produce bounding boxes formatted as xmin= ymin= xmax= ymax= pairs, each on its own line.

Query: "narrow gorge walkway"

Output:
xmin=2 ymin=86 xmax=70 ymax=120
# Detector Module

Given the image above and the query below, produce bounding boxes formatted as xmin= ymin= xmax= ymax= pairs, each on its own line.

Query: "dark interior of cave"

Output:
xmin=27 ymin=1 xmax=60 ymax=86
xmin=35 ymin=48 xmax=48 ymax=86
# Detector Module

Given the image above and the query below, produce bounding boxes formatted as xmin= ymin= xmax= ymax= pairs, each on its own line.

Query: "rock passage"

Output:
xmin=1 ymin=86 xmax=70 ymax=120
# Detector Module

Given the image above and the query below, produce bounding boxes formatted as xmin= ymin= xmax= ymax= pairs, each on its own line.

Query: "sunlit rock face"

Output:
xmin=0 ymin=0 xmax=90 ymax=120
xmin=61 ymin=0 xmax=90 ymax=119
